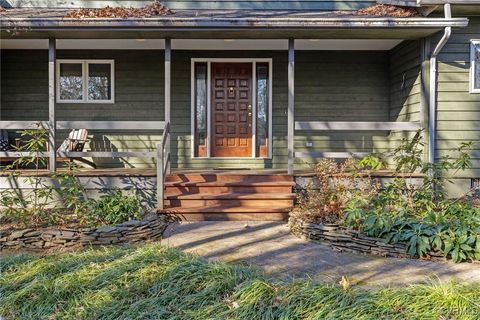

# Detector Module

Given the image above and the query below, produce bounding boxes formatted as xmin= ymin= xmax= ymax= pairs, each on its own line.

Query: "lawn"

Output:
xmin=1 ymin=244 xmax=480 ymax=319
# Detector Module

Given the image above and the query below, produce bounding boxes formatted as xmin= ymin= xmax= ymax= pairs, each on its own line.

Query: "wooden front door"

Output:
xmin=211 ymin=63 xmax=253 ymax=157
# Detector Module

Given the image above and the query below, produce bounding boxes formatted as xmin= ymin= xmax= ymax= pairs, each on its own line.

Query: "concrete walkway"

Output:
xmin=163 ymin=221 xmax=480 ymax=288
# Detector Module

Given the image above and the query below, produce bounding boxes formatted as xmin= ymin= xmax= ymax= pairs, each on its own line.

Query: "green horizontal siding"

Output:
xmin=2 ymin=0 xmax=376 ymax=10
xmin=434 ymin=17 xmax=480 ymax=187
xmin=386 ymin=40 xmax=423 ymax=163
xmin=294 ymin=51 xmax=391 ymax=167
xmin=1 ymin=48 xmax=410 ymax=171
xmin=1 ymin=50 xmax=164 ymax=168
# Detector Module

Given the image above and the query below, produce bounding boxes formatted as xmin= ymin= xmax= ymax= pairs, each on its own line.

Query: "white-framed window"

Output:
xmin=470 ymin=41 xmax=480 ymax=93
xmin=56 ymin=60 xmax=115 ymax=103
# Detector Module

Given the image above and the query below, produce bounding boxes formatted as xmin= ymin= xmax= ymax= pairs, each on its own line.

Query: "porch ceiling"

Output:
xmin=0 ymin=9 xmax=468 ymax=40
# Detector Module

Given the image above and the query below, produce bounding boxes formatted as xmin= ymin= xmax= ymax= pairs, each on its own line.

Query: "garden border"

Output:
xmin=289 ymin=215 xmax=414 ymax=258
xmin=0 ymin=214 xmax=170 ymax=251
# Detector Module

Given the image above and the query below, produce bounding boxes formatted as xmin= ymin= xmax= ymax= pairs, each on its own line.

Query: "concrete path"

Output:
xmin=163 ymin=221 xmax=480 ymax=288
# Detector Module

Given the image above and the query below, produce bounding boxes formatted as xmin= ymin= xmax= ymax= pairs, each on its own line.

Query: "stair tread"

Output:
xmin=165 ymin=181 xmax=296 ymax=187
xmin=166 ymin=192 xmax=296 ymax=200
xmin=159 ymin=206 xmax=292 ymax=213
xmin=166 ymin=213 xmax=288 ymax=221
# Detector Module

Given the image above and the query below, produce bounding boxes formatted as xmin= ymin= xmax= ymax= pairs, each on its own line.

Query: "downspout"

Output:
xmin=428 ymin=3 xmax=452 ymax=166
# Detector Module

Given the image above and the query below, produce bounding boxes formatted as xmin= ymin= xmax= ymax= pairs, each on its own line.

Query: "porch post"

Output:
xmin=420 ymin=37 xmax=430 ymax=163
xmin=48 ymin=38 xmax=56 ymax=173
xmin=164 ymin=37 xmax=171 ymax=174
xmin=287 ymin=38 xmax=295 ymax=175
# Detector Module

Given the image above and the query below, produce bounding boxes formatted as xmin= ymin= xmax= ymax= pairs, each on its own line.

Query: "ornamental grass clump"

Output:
xmin=1 ymin=244 xmax=480 ymax=319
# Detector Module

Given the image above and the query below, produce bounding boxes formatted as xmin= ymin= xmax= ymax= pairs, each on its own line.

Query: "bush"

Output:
xmin=291 ymin=158 xmax=376 ymax=224
xmin=85 ymin=189 xmax=143 ymax=227
xmin=342 ymin=131 xmax=480 ymax=262
xmin=293 ymin=131 xmax=480 ymax=263
xmin=0 ymin=125 xmax=145 ymax=228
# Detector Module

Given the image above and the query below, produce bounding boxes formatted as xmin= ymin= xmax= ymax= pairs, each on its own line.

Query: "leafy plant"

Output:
xmin=341 ymin=130 xmax=480 ymax=262
xmin=1 ymin=126 xmax=145 ymax=228
xmin=0 ymin=124 xmax=56 ymax=226
xmin=85 ymin=189 xmax=143 ymax=226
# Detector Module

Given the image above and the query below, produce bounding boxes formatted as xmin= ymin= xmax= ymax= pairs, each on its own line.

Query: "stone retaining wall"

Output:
xmin=0 ymin=215 xmax=169 ymax=251
xmin=289 ymin=216 xmax=408 ymax=258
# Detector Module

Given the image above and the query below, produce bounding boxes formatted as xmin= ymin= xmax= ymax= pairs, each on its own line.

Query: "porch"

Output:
xmin=1 ymin=38 xmax=428 ymax=171
xmin=0 ymin=37 xmax=432 ymax=218
xmin=0 ymin=8 xmax=466 ymax=217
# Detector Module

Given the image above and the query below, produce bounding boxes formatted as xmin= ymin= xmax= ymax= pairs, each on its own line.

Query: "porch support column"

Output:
xmin=48 ymin=38 xmax=56 ymax=173
xmin=420 ymin=37 xmax=430 ymax=163
xmin=287 ymin=38 xmax=295 ymax=175
xmin=164 ymin=37 xmax=171 ymax=174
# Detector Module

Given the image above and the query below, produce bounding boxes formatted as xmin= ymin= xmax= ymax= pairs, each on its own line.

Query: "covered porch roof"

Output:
xmin=0 ymin=8 xmax=468 ymax=39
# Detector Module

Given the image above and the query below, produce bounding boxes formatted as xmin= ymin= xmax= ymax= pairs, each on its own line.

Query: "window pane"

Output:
xmin=59 ymin=63 xmax=83 ymax=100
xmin=88 ymin=63 xmax=112 ymax=100
xmin=195 ymin=63 xmax=208 ymax=157
xmin=475 ymin=46 xmax=480 ymax=90
xmin=256 ymin=63 xmax=269 ymax=157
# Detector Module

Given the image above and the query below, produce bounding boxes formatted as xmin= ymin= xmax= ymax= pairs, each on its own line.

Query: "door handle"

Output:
xmin=248 ymin=112 xmax=252 ymax=117
xmin=248 ymin=105 xmax=252 ymax=110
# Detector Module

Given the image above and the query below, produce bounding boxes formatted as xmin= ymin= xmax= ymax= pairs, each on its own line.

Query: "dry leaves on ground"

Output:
xmin=356 ymin=4 xmax=419 ymax=18
xmin=65 ymin=1 xmax=172 ymax=18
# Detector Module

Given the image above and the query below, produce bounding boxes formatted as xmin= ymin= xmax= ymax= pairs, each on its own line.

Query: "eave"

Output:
xmin=0 ymin=15 xmax=469 ymax=40
xmin=378 ymin=0 xmax=480 ymax=6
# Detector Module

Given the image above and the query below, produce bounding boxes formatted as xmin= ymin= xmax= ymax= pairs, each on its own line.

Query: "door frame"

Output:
xmin=190 ymin=58 xmax=273 ymax=159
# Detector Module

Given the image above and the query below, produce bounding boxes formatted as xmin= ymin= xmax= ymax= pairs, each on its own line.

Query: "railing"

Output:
xmin=294 ymin=121 xmax=423 ymax=159
xmin=0 ymin=120 xmax=168 ymax=209
xmin=156 ymin=122 xmax=170 ymax=210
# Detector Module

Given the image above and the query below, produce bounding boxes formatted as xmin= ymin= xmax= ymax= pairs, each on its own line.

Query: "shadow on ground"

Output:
xmin=163 ymin=221 xmax=480 ymax=288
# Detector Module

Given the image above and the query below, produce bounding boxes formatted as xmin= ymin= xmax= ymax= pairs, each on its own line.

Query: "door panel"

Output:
xmin=211 ymin=63 xmax=252 ymax=157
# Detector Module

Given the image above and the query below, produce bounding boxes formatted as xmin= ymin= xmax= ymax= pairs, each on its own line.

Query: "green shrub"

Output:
xmin=0 ymin=124 xmax=58 ymax=226
xmin=342 ymin=131 xmax=480 ymax=262
xmin=0 ymin=125 xmax=144 ymax=228
xmin=85 ymin=189 xmax=143 ymax=227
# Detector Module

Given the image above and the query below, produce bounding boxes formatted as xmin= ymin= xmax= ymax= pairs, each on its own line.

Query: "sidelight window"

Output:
xmin=256 ymin=63 xmax=269 ymax=157
xmin=194 ymin=62 xmax=208 ymax=157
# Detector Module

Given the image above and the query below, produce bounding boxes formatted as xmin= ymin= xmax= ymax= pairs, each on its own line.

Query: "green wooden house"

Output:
xmin=0 ymin=0 xmax=479 ymax=220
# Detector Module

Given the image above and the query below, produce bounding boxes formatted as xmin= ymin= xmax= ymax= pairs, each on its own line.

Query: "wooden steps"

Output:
xmin=159 ymin=173 xmax=295 ymax=221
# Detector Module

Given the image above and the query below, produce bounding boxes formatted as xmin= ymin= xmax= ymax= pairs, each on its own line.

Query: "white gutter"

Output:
xmin=428 ymin=3 xmax=452 ymax=165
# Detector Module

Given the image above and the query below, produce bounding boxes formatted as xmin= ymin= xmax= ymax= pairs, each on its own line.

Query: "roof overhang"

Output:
xmin=379 ymin=0 xmax=480 ymax=5
xmin=0 ymin=10 xmax=469 ymax=40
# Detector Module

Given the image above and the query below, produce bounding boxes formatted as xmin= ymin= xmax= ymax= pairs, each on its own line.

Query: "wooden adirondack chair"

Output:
xmin=1 ymin=129 xmax=96 ymax=169
xmin=0 ymin=129 xmax=23 ymax=164
xmin=56 ymin=129 xmax=96 ymax=168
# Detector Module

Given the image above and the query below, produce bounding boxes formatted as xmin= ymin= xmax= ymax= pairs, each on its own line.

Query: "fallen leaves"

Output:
xmin=356 ymin=4 xmax=419 ymax=18
xmin=65 ymin=1 xmax=172 ymax=18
